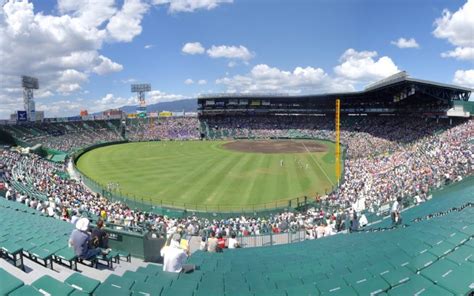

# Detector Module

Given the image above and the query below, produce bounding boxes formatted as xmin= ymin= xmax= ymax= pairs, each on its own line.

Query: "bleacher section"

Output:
xmin=1 ymin=178 xmax=472 ymax=296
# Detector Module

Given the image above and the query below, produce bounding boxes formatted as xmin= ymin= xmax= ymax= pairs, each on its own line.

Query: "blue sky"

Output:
xmin=0 ymin=0 xmax=473 ymax=118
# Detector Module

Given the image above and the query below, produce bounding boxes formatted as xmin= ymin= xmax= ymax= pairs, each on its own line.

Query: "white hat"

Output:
xmin=76 ymin=217 xmax=90 ymax=232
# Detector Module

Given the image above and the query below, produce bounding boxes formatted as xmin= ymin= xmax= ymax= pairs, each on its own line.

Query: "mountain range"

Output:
xmin=118 ymin=98 xmax=197 ymax=114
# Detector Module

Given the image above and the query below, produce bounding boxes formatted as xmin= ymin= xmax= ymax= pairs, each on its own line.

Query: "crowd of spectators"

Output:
xmin=126 ymin=117 xmax=200 ymax=141
xmin=0 ymin=115 xmax=472 ymax=249
xmin=1 ymin=120 xmax=123 ymax=152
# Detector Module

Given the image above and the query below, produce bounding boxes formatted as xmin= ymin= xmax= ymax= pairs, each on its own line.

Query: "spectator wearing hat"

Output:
xmin=160 ymin=233 xmax=193 ymax=273
xmin=69 ymin=217 xmax=102 ymax=260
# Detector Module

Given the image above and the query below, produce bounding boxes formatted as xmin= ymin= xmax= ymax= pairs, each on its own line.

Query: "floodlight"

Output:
xmin=131 ymin=84 xmax=151 ymax=93
xmin=22 ymin=75 xmax=39 ymax=89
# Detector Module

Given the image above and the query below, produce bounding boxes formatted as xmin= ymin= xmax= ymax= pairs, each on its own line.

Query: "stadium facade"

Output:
xmin=198 ymin=72 xmax=473 ymax=117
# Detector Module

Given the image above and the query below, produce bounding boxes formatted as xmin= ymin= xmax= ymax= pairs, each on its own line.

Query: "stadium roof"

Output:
xmin=199 ymin=72 xmax=473 ymax=102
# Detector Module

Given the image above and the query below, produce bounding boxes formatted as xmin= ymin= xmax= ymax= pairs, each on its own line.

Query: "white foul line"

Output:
xmin=301 ymin=142 xmax=334 ymax=186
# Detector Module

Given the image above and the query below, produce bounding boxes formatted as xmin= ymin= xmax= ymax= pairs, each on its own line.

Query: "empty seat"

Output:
xmin=7 ymin=285 xmax=43 ymax=296
xmin=65 ymin=273 xmax=100 ymax=294
xmin=32 ymin=275 xmax=75 ymax=296
xmin=122 ymin=271 xmax=148 ymax=283
xmin=0 ymin=268 xmax=24 ymax=295
xmin=387 ymin=274 xmax=434 ymax=296
xmin=435 ymin=262 xmax=474 ymax=295
xmin=381 ymin=267 xmax=414 ymax=288
xmin=103 ymin=274 xmax=134 ymax=290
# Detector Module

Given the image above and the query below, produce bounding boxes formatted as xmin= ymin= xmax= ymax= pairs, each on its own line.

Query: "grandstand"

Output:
xmin=0 ymin=72 xmax=473 ymax=295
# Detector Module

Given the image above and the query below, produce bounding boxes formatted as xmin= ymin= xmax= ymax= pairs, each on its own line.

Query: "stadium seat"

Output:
xmin=54 ymin=247 xmax=78 ymax=270
xmin=65 ymin=273 xmax=100 ymax=294
xmin=32 ymin=275 xmax=75 ymax=296
xmin=351 ymin=276 xmax=390 ymax=296
xmin=405 ymin=252 xmax=437 ymax=272
xmin=386 ymin=274 xmax=435 ymax=296
xmin=7 ymin=285 xmax=43 ymax=296
xmin=444 ymin=245 xmax=474 ymax=265
xmin=92 ymin=284 xmax=130 ymax=296
xmin=0 ymin=268 xmax=24 ymax=295
xmin=130 ymin=281 xmax=163 ymax=296
xmin=434 ymin=262 xmax=474 ymax=295
xmin=103 ymin=274 xmax=134 ymax=290
xmin=381 ymin=267 xmax=414 ymax=288
xmin=122 ymin=270 xmax=148 ymax=283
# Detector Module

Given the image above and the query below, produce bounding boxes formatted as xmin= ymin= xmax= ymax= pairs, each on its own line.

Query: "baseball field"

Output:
xmin=76 ymin=140 xmax=341 ymax=210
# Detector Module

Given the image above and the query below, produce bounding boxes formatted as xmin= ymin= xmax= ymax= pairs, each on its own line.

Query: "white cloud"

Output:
xmin=182 ymin=42 xmax=205 ymax=55
xmin=144 ymin=44 xmax=154 ymax=49
xmin=106 ymin=0 xmax=149 ymax=42
xmin=207 ymin=45 xmax=254 ymax=61
xmin=184 ymin=78 xmax=194 ymax=84
xmin=198 ymin=79 xmax=207 ymax=85
xmin=440 ymin=47 xmax=474 ymax=61
xmin=453 ymin=69 xmax=474 ymax=88
xmin=36 ymin=100 xmax=83 ymax=117
xmin=93 ymin=93 xmax=135 ymax=111
xmin=334 ymin=49 xmax=399 ymax=83
xmin=0 ymin=0 xmax=146 ymax=118
xmin=434 ymin=0 xmax=474 ymax=61
xmin=391 ymin=37 xmax=420 ymax=49
xmin=93 ymin=55 xmax=123 ymax=75
xmin=57 ymin=83 xmax=82 ymax=94
xmin=216 ymin=49 xmax=400 ymax=94
xmin=153 ymin=0 xmax=233 ymax=13
xmin=148 ymin=90 xmax=186 ymax=103
xmin=216 ymin=64 xmax=344 ymax=94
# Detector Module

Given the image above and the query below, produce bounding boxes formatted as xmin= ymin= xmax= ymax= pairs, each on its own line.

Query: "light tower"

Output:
xmin=131 ymin=83 xmax=151 ymax=118
xmin=22 ymin=75 xmax=39 ymax=121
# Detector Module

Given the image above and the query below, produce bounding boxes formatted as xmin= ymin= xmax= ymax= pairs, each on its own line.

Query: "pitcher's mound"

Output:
xmin=222 ymin=140 xmax=328 ymax=154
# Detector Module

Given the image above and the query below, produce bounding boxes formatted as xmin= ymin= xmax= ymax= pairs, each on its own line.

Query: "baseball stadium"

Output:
xmin=1 ymin=0 xmax=474 ymax=295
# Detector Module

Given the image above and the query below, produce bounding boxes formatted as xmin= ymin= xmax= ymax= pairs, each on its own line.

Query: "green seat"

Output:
xmin=445 ymin=232 xmax=469 ymax=246
xmin=0 ymin=268 xmax=24 ymax=295
xmin=285 ymin=283 xmax=320 ymax=296
xmin=122 ymin=271 xmax=148 ymax=283
xmin=65 ymin=273 xmax=100 ymax=294
xmin=130 ymin=281 xmax=163 ymax=296
xmin=70 ymin=290 xmax=90 ymax=296
xmin=415 ymin=284 xmax=454 ymax=296
xmin=0 ymin=241 xmax=23 ymax=254
xmin=352 ymin=276 xmax=390 ymax=296
xmin=55 ymin=247 xmax=77 ymax=261
xmin=420 ymin=258 xmax=458 ymax=284
xmin=93 ymin=284 xmax=130 ymax=296
xmin=343 ymin=270 xmax=373 ymax=286
xmin=436 ymin=262 xmax=474 ymax=295
xmin=444 ymin=245 xmax=473 ymax=265
xmin=7 ymin=285 xmax=42 ymax=296
xmin=427 ymin=241 xmax=455 ymax=258
xmin=315 ymin=277 xmax=349 ymax=294
xmin=319 ymin=285 xmax=357 ymax=295
xmin=406 ymin=252 xmax=437 ymax=272
xmin=160 ymin=286 xmax=194 ymax=296
xmin=103 ymin=274 xmax=134 ymax=290
xmin=135 ymin=266 xmax=158 ymax=277
xmin=366 ymin=262 xmax=395 ymax=276
xmin=32 ymin=275 xmax=75 ymax=296
xmin=387 ymin=274 xmax=434 ymax=296
xmin=381 ymin=267 xmax=414 ymax=287
xmin=388 ymin=251 xmax=411 ymax=269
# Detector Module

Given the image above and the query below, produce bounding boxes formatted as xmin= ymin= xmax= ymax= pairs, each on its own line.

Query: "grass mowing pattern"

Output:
xmin=76 ymin=140 xmax=340 ymax=210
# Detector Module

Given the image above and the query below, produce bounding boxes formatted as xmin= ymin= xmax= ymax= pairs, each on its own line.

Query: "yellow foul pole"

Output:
xmin=335 ymin=99 xmax=341 ymax=183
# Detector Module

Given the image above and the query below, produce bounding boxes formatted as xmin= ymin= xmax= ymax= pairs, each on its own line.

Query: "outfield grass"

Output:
xmin=76 ymin=140 xmax=340 ymax=210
